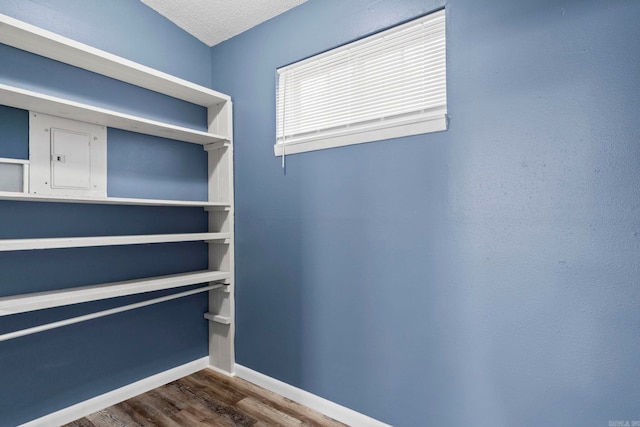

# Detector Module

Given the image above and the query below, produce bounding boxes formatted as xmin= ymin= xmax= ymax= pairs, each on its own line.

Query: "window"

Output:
xmin=275 ymin=9 xmax=446 ymax=156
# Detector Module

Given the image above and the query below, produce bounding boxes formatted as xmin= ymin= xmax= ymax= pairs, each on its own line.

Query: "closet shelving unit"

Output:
xmin=0 ymin=14 xmax=235 ymax=373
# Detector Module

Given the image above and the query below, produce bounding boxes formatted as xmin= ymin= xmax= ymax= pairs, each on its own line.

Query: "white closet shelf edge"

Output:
xmin=0 ymin=13 xmax=229 ymax=107
xmin=0 ymin=232 xmax=231 ymax=252
xmin=0 ymin=84 xmax=227 ymax=145
xmin=0 ymin=191 xmax=230 ymax=208
xmin=0 ymin=270 xmax=230 ymax=316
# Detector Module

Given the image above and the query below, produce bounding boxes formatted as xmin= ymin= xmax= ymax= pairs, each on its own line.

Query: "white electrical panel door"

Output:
xmin=51 ymin=129 xmax=92 ymax=190
xmin=30 ymin=112 xmax=107 ymax=198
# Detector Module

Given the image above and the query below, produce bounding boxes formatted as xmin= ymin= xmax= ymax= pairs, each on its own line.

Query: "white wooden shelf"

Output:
xmin=0 ymin=270 xmax=230 ymax=316
xmin=0 ymin=232 xmax=230 ymax=252
xmin=0 ymin=191 xmax=230 ymax=208
xmin=0 ymin=84 xmax=227 ymax=145
xmin=204 ymin=312 xmax=232 ymax=325
xmin=0 ymin=13 xmax=229 ymax=108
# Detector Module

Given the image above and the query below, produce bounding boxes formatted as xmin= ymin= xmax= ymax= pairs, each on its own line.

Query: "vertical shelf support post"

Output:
xmin=205 ymin=101 xmax=235 ymax=373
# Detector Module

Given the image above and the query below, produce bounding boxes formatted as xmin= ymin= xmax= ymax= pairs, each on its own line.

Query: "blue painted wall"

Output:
xmin=0 ymin=0 xmax=211 ymax=86
xmin=0 ymin=2 xmax=211 ymax=425
xmin=0 ymin=106 xmax=28 ymax=159
xmin=0 ymin=43 xmax=208 ymax=131
xmin=210 ymin=0 xmax=640 ymax=426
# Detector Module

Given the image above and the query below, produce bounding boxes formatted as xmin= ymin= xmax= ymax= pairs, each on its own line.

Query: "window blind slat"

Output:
xmin=280 ymin=69 xmax=446 ymax=115
xmin=279 ymin=28 xmax=445 ymax=82
xmin=277 ymin=84 xmax=447 ymax=128
xmin=280 ymin=78 xmax=446 ymax=133
xmin=278 ymin=13 xmax=445 ymax=75
xmin=282 ymin=58 xmax=446 ymax=99
xmin=280 ymin=92 xmax=446 ymax=137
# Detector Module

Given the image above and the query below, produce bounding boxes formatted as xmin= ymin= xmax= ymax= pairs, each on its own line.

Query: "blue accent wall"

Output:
xmin=0 ymin=106 xmax=28 ymax=159
xmin=0 ymin=43 xmax=208 ymax=130
xmin=108 ymin=129 xmax=208 ymax=202
xmin=210 ymin=0 xmax=640 ymax=426
xmin=0 ymin=2 xmax=211 ymax=425
xmin=0 ymin=0 xmax=211 ymax=86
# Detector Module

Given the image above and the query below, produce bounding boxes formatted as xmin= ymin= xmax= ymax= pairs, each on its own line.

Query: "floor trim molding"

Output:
xmin=20 ymin=357 xmax=209 ymax=427
xmin=234 ymin=364 xmax=392 ymax=427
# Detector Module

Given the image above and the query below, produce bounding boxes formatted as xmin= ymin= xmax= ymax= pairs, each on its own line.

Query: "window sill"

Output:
xmin=274 ymin=112 xmax=447 ymax=156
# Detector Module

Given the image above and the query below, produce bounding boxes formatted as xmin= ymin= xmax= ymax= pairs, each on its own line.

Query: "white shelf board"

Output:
xmin=0 ymin=232 xmax=230 ymax=252
xmin=204 ymin=312 xmax=232 ymax=325
xmin=0 ymin=157 xmax=28 ymax=165
xmin=0 ymin=191 xmax=230 ymax=208
xmin=0 ymin=270 xmax=230 ymax=316
xmin=0 ymin=84 xmax=226 ymax=145
xmin=0 ymin=13 xmax=229 ymax=108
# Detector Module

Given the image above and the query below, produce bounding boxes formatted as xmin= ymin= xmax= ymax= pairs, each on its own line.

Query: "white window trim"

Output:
xmin=275 ymin=9 xmax=447 ymax=157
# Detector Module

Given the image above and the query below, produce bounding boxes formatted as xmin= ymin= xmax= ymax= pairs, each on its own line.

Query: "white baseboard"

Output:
xmin=19 ymin=356 xmax=209 ymax=427
xmin=234 ymin=364 xmax=392 ymax=427
xmin=19 ymin=359 xmax=390 ymax=427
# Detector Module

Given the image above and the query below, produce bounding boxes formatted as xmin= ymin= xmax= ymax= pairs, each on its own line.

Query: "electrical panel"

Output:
xmin=29 ymin=112 xmax=106 ymax=198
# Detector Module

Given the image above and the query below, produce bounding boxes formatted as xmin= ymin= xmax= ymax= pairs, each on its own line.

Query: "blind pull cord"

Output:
xmin=282 ymin=144 xmax=286 ymax=170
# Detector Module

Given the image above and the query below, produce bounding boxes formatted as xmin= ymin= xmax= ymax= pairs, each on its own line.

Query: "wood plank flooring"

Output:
xmin=63 ymin=369 xmax=348 ymax=427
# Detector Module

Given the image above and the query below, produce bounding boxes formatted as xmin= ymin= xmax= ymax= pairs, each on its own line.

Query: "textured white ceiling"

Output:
xmin=141 ymin=0 xmax=307 ymax=47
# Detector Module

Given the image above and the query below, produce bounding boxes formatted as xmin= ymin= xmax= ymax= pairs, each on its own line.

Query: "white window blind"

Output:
xmin=275 ymin=9 xmax=447 ymax=156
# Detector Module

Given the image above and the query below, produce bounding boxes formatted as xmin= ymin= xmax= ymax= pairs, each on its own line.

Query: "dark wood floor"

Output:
xmin=63 ymin=368 xmax=348 ymax=427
